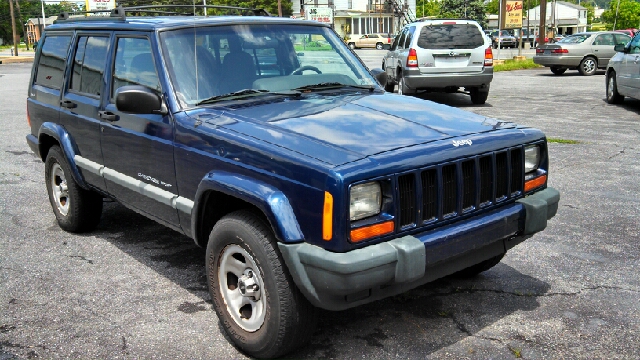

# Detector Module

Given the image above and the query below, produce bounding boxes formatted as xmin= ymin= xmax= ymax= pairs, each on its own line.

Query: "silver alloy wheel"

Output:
xmin=607 ymin=76 xmax=615 ymax=100
xmin=51 ymin=163 xmax=69 ymax=216
xmin=582 ymin=58 xmax=596 ymax=74
xmin=218 ymin=244 xmax=266 ymax=332
xmin=398 ymin=77 xmax=404 ymax=95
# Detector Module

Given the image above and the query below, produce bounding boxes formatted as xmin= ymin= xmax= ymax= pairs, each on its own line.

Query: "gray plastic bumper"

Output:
xmin=279 ymin=187 xmax=559 ymax=311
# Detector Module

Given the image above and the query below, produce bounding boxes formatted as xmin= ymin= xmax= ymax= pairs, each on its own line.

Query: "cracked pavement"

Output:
xmin=1 ymin=62 xmax=639 ymax=359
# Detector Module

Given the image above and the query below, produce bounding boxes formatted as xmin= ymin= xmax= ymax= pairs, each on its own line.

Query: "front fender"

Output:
xmin=192 ymin=171 xmax=304 ymax=244
xmin=38 ymin=122 xmax=89 ymax=190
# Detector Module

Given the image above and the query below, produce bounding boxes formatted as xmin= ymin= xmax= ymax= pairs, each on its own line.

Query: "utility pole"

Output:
xmin=15 ymin=0 xmax=28 ymax=50
xmin=538 ymin=0 xmax=546 ymax=47
xmin=9 ymin=0 xmax=19 ymax=56
xmin=278 ymin=0 xmax=283 ymax=16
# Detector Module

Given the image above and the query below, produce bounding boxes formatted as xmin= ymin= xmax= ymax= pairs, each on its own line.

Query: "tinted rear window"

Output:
xmin=35 ymin=35 xmax=72 ymax=89
xmin=417 ymin=24 xmax=484 ymax=49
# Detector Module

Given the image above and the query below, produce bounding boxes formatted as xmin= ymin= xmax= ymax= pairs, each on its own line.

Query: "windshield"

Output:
xmin=557 ymin=34 xmax=591 ymax=44
xmin=159 ymin=24 xmax=377 ymax=108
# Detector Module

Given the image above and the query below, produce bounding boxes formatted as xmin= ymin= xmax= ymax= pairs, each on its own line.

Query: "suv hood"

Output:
xmin=190 ymin=92 xmax=517 ymax=166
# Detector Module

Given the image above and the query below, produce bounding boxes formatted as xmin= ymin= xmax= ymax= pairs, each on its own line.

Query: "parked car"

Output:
xmin=382 ymin=19 xmax=494 ymax=104
xmin=533 ymin=31 xmax=632 ymax=75
xmin=27 ymin=6 xmax=559 ymax=359
xmin=614 ymin=29 xmax=637 ymax=38
xmin=606 ymin=31 xmax=640 ymax=103
xmin=347 ymin=33 xmax=393 ymax=50
xmin=491 ymin=29 xmax=517 ymax=48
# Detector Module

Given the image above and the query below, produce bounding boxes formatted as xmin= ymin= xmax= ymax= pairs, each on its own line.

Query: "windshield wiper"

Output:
xmin=293 ymin=82 xmax=376 ymax=92
xmin=196 ymin=89 xmax=270 ymax=105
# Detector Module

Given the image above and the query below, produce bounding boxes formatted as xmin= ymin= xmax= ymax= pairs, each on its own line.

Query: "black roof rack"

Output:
xmin=55 ymin=4 xmax=271 ymax=23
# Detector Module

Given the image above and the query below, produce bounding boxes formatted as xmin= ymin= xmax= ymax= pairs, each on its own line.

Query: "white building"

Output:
xmin=292 ymin=0 xmax=417 ymax=39
xmin=526 ymin=1 xmax=588 ymax=36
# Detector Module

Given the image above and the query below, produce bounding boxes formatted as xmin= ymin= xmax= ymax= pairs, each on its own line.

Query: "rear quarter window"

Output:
xmin=417 ymin=24 xmax=484 ymax=49
xmin=35 ymin=35 xmax=72 ymax=89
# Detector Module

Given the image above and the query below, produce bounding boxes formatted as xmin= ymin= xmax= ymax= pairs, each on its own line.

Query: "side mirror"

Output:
xmin=369 ymin=68 xmax=387 ymax=88
xmin=614 ymin=44 xmax=626 ymax=53
xmin=115 ymin=85 xmax=167 ymax=115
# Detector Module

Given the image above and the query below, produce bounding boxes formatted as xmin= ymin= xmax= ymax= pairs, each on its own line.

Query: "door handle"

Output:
xmin=60 ymin=100 xmax=76 ymax=109
xmin=98 ymin=110 xmax=119 ymax=122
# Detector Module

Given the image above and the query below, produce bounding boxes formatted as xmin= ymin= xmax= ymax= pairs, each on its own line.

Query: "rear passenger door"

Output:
xmin=59 ymin=32 xmax=112 ymax=191
xmin=100 ymin=33 xmax=179 ymax=227
xmin=591 ymin=33 xmax=617 ymax=67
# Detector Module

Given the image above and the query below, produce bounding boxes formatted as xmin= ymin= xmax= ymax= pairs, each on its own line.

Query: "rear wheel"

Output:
xmin=45 ymin=146 xmax=103 ymax=233
xmin=376 ymin=42 xmax=383 ymax=50
xmin=397 ymin=73 xmax=414 ymax=96
xmin=578 ymin=56 xmax=597 ymax=76
xmin=206 ymin=210 xmax=317 ymax=358
xmin=606 ymin=72 xmax=624 ymax=104
xmin=550 ymin=66 xmax=566 ymax=75
xmin=469 ymin=86 xmax=490 ymax=105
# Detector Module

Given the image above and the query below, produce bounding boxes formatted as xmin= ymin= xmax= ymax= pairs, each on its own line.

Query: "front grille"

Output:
xmin=397 ymin=146 xmax=524 ymax=228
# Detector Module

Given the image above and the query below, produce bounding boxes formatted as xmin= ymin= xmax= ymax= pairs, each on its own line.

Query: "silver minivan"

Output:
xmin=382 ymin=19 xmax=493 ymax=104
xmin=606 ymin=32 xmax=640 ymax=103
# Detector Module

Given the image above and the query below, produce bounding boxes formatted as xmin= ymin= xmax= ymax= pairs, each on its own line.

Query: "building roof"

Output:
xmin=27 ymin=16 xmax=58 ymax=25
xmin=555 ymin=1 xmax=587 ymax=10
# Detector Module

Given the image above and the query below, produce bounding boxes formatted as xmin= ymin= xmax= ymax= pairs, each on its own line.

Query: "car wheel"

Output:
xmin=493 ymin=43 xmax=498 ymax=49
xmin=469 ymin=86 xmax=490 ymax=105
xmin=397 ymin=74 xmax=414 ymax=96
xmin=578 ymin=56 xmax=597 ymax=76
xmin=550 ymin=66 xmax=566 ymax=75
xmin=45 ymin=145 xmax=103 ymax=233
xmin=206 ymin=210 xmax=318 ymax=358
xmin=376 ymin=43 xmax=383 ymax=50
xmin=384 ymin=80 xmax=395 ymax=92
xmin=453 ymin=254 xmax=505 ymax=278
xmin=606 ymin=72 xmax=624 ymax=104
xmin=348 ymin=42 xmax=356 ymax=50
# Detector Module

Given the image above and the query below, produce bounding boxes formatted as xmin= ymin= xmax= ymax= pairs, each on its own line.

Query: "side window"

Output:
xmin=112 ymin=37 xmax=161 ymax=99
xmin=404 ymin=26 xmax=415 ymax=49
xmin=396 ymin=29 xmax=407 ymax=50
xmin=35 ymin=35 xmax=72 ymax=89
xmin=69 ymin=36 xmax=110 ymax=96
xmin=593 ymin=34 xmax=614 ymax=46
xmin=614 ymin=34 xmax=631 ymax=46
xmin=629 ymin=35 xmax=640 ymax=54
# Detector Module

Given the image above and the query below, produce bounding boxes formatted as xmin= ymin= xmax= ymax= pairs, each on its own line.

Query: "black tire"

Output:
xmin=578 ymin=56 xmax=597 ymax=76
xmin=45 ymin=146 xmax=103 ymax=233
xmin=453 ymin=254 xmax=505 ymax=278
xmin=375 ymin=42 xmax=383 ymax=50
xmin=606 ymin=72 xmax=624 ymax=104
xmin=397 ymin=73 xmax=414 ymax=95
xmin=469 ymin=86 xmax=489 ymax=105
xmin=206 ymin=210 xmax=317 ymax=358
xmin=348 ymin=42 xmax=356 ymax=50
xmin=550 ymin=66 xmax=566 ymax=75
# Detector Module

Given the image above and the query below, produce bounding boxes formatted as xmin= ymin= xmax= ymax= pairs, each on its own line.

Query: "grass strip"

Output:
xmin=494 ymin=58 xmax=542 ymax=72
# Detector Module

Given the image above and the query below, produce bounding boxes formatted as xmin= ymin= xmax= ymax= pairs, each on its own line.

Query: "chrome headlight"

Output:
xmin=349 ymin=182 xmax=381 ymax=221
xmin=524 ymin=145 xmax=540 ymax=173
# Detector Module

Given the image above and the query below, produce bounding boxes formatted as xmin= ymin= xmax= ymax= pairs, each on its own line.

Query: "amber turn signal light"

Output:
xmin=524 ymin=174 xmax=547 ymax=192
xmin=350 ymin=221 xmax=394 ymax=243
xmin=322 ymin=191 xmax=333 ymax=241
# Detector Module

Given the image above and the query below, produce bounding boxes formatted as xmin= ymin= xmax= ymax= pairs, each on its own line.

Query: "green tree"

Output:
xmin=117 ymin=0 xmax=291 ymax=17
xmin=601 ymin=0 xmax=640 ymax=29
xmin=439 ymin=0 xmax=487 ymax=27
xmin=416 ymin=0 xmax=442 ymax=18
xmin=486 ymin=0 xmax=499 ymax=14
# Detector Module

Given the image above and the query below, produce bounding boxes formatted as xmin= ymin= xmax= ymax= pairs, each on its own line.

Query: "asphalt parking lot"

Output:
xmin=1 ymin=58 xmax=639 ymax=359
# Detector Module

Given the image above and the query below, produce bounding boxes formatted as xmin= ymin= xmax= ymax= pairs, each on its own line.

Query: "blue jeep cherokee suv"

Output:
xmin=26 ymin=6 xmax=559 ymax=358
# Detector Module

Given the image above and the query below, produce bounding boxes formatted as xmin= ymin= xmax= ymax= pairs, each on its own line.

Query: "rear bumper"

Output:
xmin=279 ymin=187 xmax=559 ymax=311
xmin=403 ymin=67 xmax=493 ymax=90
xmin=533 ymin=55 xmax=583 ymax=67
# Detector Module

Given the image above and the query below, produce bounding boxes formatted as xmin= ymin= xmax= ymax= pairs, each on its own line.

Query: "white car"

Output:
xmin=606 ymin=32 xmax=640 ymax=103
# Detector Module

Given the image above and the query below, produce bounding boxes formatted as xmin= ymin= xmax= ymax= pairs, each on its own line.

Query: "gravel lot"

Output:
xmin=1 ymin=60 xmax=639 ymax=359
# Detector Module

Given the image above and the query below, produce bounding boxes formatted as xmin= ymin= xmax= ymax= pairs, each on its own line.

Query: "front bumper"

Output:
xmin=279 ymin=187 xmax=559 ymax=311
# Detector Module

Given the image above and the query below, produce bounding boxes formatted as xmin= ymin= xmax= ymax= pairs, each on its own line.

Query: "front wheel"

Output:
xmin=453 ymin=253 xmax=505 ymax=278
xmin=348 ymin=42 xmax=356 ymax=50
xmin=606 ymin=72 xmax=624 ymax=104
xmin=579 ymin=56 xmax=597 ymax=76
xmin=206 ymin=210 xmax=317 ymax=358
xmin=376 ymin=42 xmax=383 ymax=50
xmin=45 ymin=146 xmax=103 ymax=232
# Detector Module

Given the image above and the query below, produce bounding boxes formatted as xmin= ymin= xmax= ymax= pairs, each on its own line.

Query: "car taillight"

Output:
xmin=484 ymin=47 xmax=493 ymax=66
xmin=536 ymin=48 xmax=545 ymax=54
xmin=407 ymin=48 xmax=418 ymax=67
xmin=551 ymin=48 xmax=568 ymax=54
xmin=27 ymin=103 xmax=31 ymax=128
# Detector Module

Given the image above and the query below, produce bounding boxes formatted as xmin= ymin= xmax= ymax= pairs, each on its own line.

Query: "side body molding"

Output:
xmin=37 ymin=122 xmax=89 ymax=190
xmin=192 ymin=171 xmax=304 ymax=245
